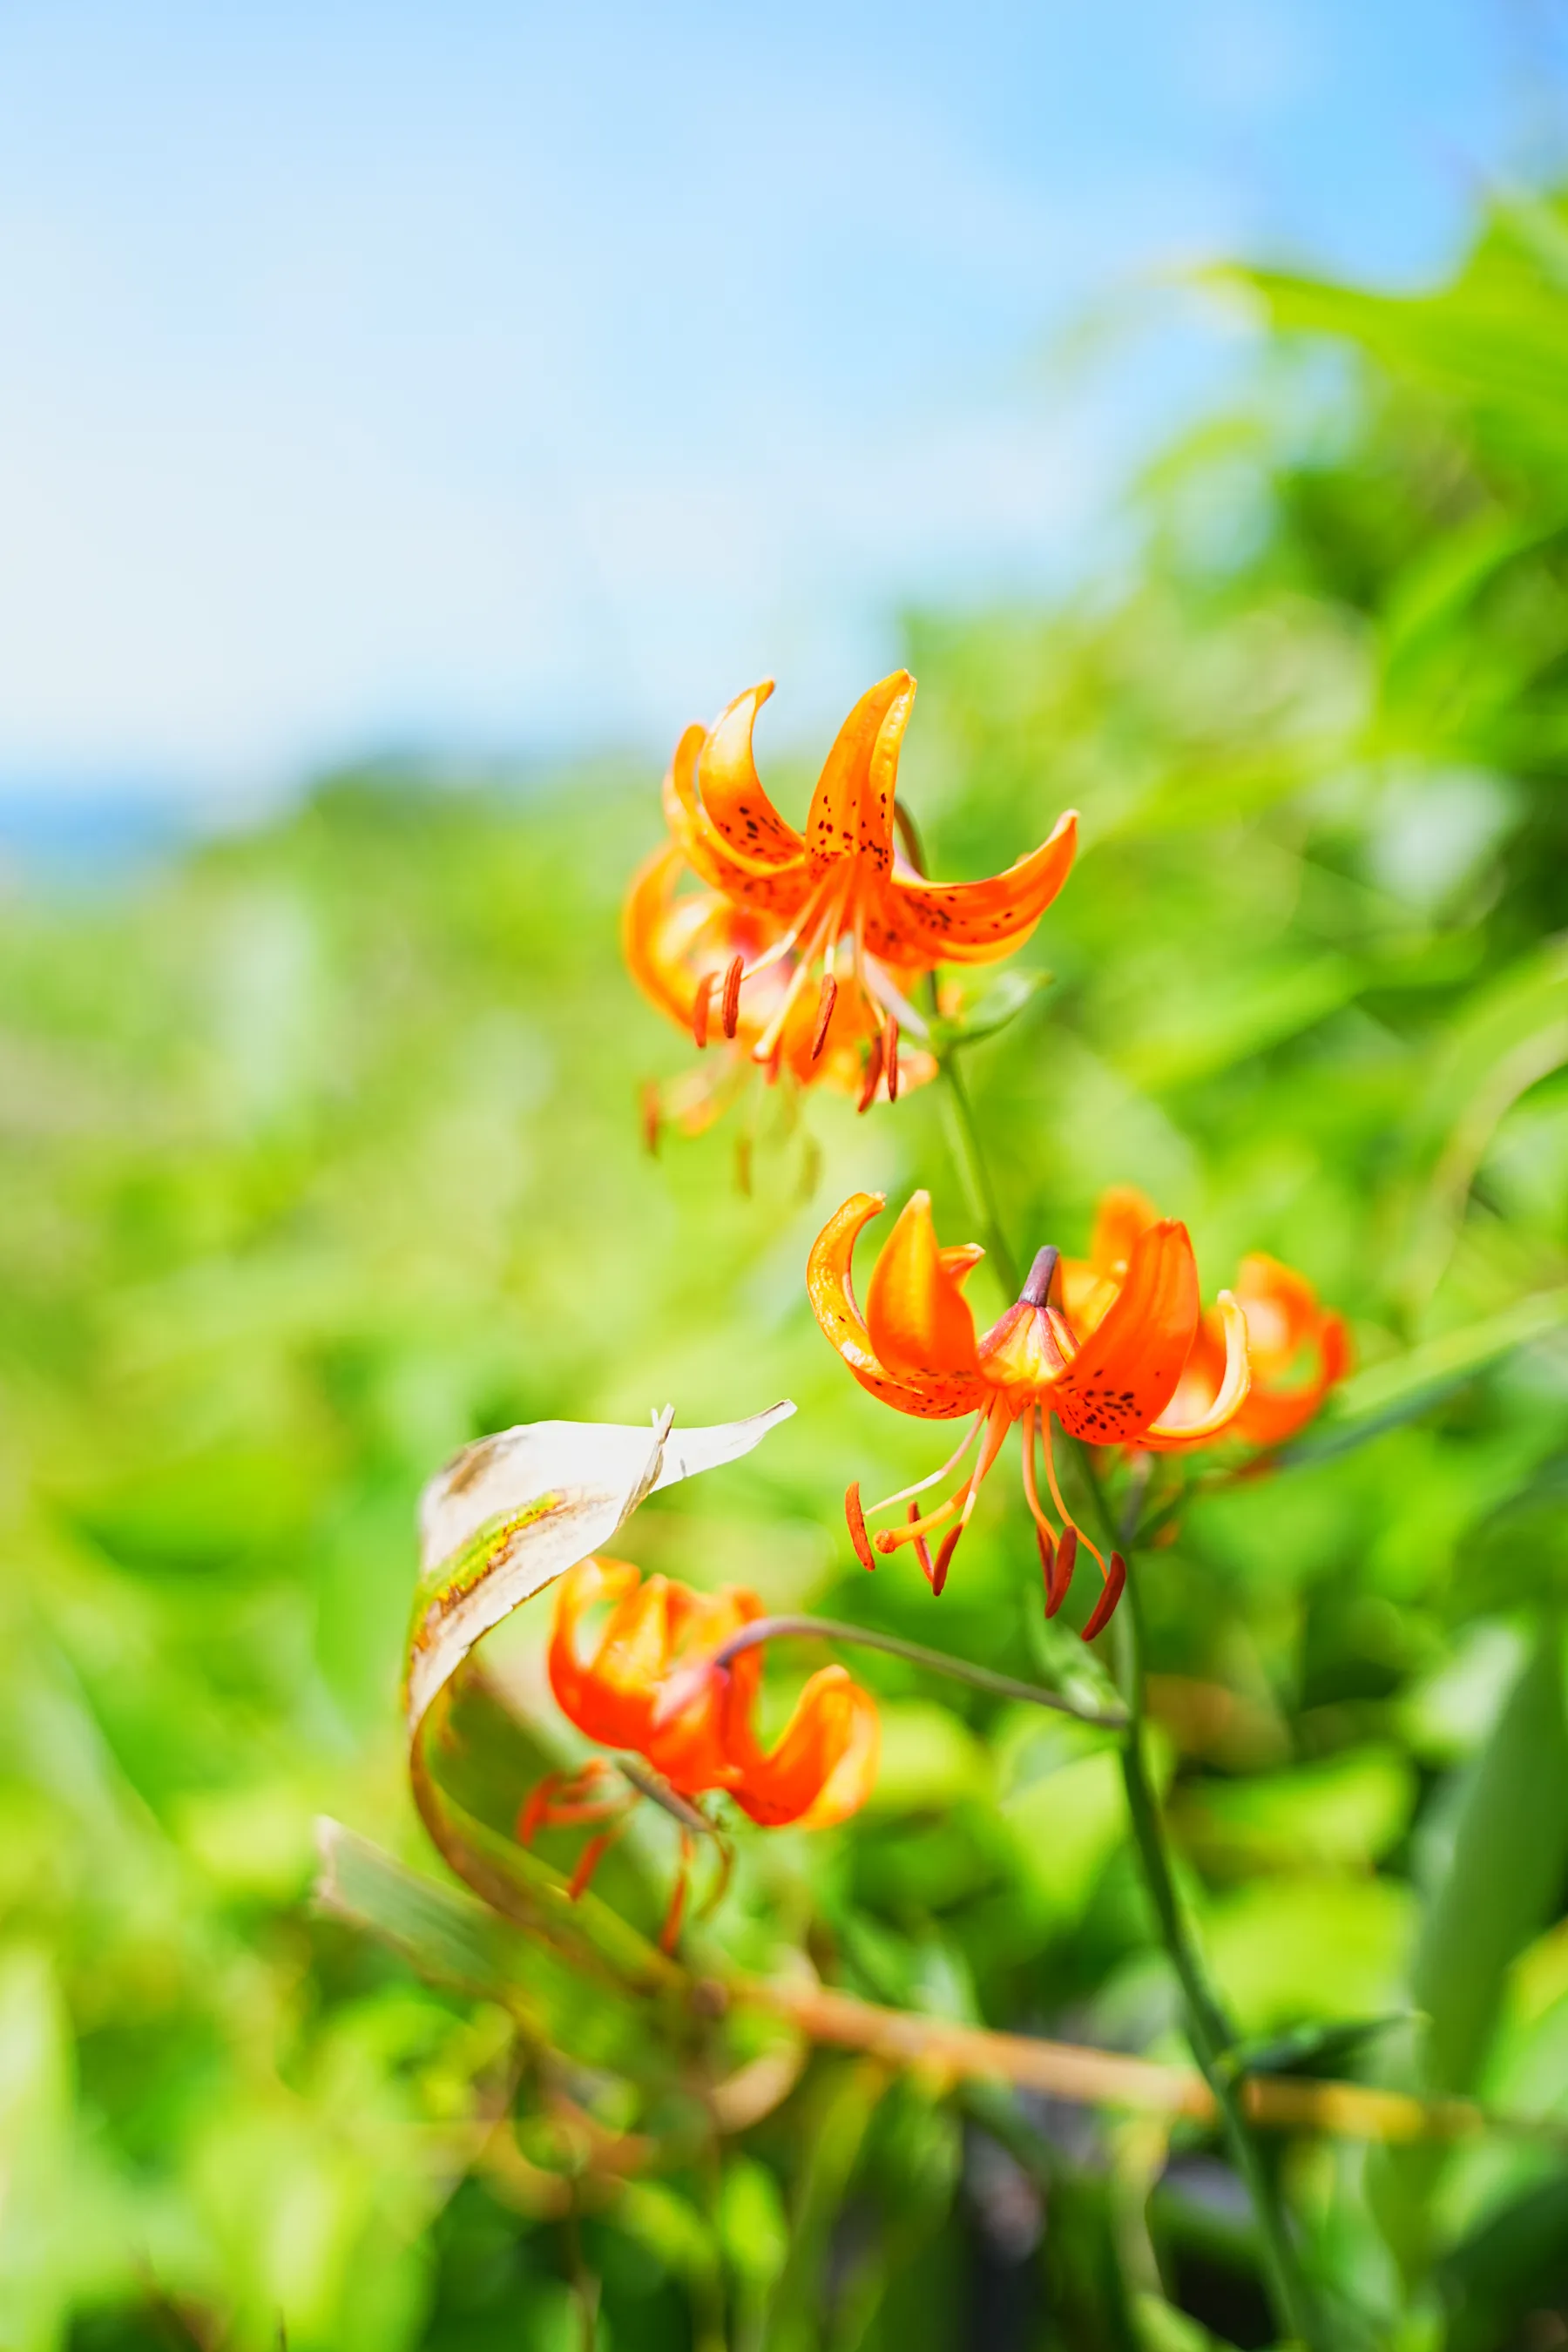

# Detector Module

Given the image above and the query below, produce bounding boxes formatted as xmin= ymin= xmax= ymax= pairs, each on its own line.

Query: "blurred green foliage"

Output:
xmin=3 ymin=188 xmax=1568 ymax=2351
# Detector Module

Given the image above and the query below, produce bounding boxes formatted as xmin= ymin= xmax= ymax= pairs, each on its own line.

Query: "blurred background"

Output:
xmin=4 ymin=3 xmax=1568 ymax=2348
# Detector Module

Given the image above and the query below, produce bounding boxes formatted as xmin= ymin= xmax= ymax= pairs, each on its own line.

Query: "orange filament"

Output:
xmin=1037 ymin=1412 xmax=1110 ymax=1582
xmin=568 ymin=1825 xmax=624 ymax=1903
xmin=1035 ymin=1411 xmax=1125 ymax=1637
xmin=517 ymin=1761 xmax=622 ymax=1847
xmin=864 ymin=1413 xmax=984 ymax=1518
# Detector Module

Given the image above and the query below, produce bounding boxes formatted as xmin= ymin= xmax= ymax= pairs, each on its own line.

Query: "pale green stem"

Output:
xmin=935 ymin=1049 xmax=1325 ymax=2350
xmin=935 ymin=1051 xmax=1019 ymax=1295
xmin=713 ymin=1613 xmax=1126 ymax=1732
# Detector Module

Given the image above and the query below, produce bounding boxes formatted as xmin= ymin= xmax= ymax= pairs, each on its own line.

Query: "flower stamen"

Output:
xmin=721 ymin=953 xmax=745 ymax=1039
xmin=693 ymin=974 xmax=714 ymax=1049
xmin=811 ymin=973 xmax=838 ymax=1059
xmin=865 ymin=1412 xmax=984 ymax=1517
xmin=845 ymin=1481 xmax=876 ymax=1571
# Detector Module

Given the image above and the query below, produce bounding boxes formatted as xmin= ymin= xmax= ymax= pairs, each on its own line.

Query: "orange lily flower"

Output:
xmin=806 ymin=1191 xmax=1252 ymax=1636
xmin=624 ymin=843 xmax=935 ymax=1141
xmin=659 ymin=672 xmax=1077 ymax=1076
xmin=1064 ymin=1187 xmax=1350 ymax=1451
xmin=544 ymin=1555 xmax=879 ymax=1831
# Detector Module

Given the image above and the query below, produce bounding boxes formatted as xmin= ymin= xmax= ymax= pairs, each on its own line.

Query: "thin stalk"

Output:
xmin=1112 ymin=1567 xmax=1324 ymax=2350
xmin=712 ymin=1613 xmax=1126 ymax=1731
xmin=930 ymin=1068 xmax=1323 ymax=2349
xmin=935 ymin=1050 xmax=1019 ymax=1295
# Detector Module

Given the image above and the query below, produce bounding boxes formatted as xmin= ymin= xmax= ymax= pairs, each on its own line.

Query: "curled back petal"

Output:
xmin=724 ymin=1662 xmax=879 ymax=1828
xmin=547 ymin=1556 xmax=645 ymax=1744
xmin=1060 ymin=1186 xmax=1163 ymax=1335
xmin=622 ymin=844 xmax=703 ymax=1030
xmin=804 ymin=671 xmax=912 ymax=879
xmin=696 ymin=680 xmax=805 ymax=868
xmin=1090 ymin=1186 xmax=1161 ymax=1279
xmin=1232 ymin=1306 xmax=1351 ymax=1449
xmin=1052 ymin=1220 xmax=1201 ymax=1444
xmin=870 ymin=809 xmax=1078 ymax=967
xmin=807 ymin=1193 xmax=987 ymax=1420
xmin=1233 ymin=1254 xmax=1324 ymax=1373
xmin=1142 ymin=1292 xmax=1253 ymax=1451
xmin=864 ymin=1190 xmax=982 ymax=1388
xmin=664 ymin=723 xmax=811 ymax=917
xmin=793 ymin=1677 xmax=881 ymax=1829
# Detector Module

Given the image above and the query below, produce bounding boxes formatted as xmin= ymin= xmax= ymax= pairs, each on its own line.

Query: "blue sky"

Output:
xmin=0 ymin=1 xmax=1561 ymax=805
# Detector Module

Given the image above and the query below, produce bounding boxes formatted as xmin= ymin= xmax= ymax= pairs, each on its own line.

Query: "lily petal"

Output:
xmin=1089 ymin=1185 xmax=1161 ymax=1279
xmin=695 ymin=679 xmax=806 ymax=868
xmin=808 ymin=1193 xmax=988 ymax=1419
xmin=1142 ymin=1292 xmax=1253 ymax=1450
xmin=664 ymin=723 xmax=810 ymax=916
xmin=804 ymin=671 xmax=912 ymax=880
xmin=864 ymin=1190 xmax=982 ymax=1387
xmin=1053 ymin=1220 xmax=1201 ymax=1443
xmin=724 ymin=1663 xmax=880 ymax=1828
xmin=870 ymin=808 xmax=1078 ymax=965
xmin=545 ymin=1561 xmax=644 ymax=1749
xmin=621 ymin=843 xmax=704 ymax=1030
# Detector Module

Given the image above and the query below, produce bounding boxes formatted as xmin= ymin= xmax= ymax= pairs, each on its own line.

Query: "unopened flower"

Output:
xmin=1064 ymin=1187 xmax=1349 ymax=1451
xmin=657 ymin=672 xmax=1076 ymax=1083
xmin=806 ymin=1191 xmax=1252 ymax=1635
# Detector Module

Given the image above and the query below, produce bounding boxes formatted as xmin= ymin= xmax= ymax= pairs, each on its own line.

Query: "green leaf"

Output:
xmin=1437 ymin=2173 xmax=1568 ymax=2352
xmin=1277 ymin=1287 xmax=1568 ymax=1468
xmin=931 ymin=966 xmax=1052 ymax=1048
xmin=1411 ymin=1627 xmax=1568 ymax=2096
xmin=314 ymin=1816 xmax=527 ymax=2002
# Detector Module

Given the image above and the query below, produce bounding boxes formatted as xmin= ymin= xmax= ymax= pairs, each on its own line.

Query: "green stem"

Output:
xmin=1112 ymin=1571 xmax=1323 ymax=2350
xmin=934 ymin=1063 xmax=1323 ymax=2350
xmin=713 ymin=1614 xmax=1126 ymax=1731
xmin=936 ymin=1051 xmax=1019 ymax=1295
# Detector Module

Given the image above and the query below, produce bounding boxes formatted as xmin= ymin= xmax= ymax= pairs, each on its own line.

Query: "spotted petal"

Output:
xmin=807 ymin=1193 xmax=987 ymax=1420
xmin=1053 ymin=1220 xmax=1201 ymax=1444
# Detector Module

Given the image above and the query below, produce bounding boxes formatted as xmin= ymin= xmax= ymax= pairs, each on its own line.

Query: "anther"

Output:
xmin=907 ymin=1500 xmax=936 ymax=1589
xmin=856 ymin=1029 xmax=884 ymax=1114
xmin=693 ymin=975 xmax=714 ymax=1050
xmin=885 ymin=1016 xmax=901 ymax=1102
xmin=1035 ymin=1522 xmax=1055 ymax=1604
xmin=932 ymin=1524 xmax=962 ymax=1594
xmin=1047 ymin=1524 xmax=1078 ymax=1618
xmin=845 ymin=1483 xmax=876 ymax=1572
xmin=1081 ymin=1551 xmax=1126 ymax=1643
xmin=1019 ymin=1246 xmax=1061 ymax=1309
xmin=810 ymin=973 xmax=838 ymax=1059
xmin=721 ymin=953 xmax=745 ymax=1039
